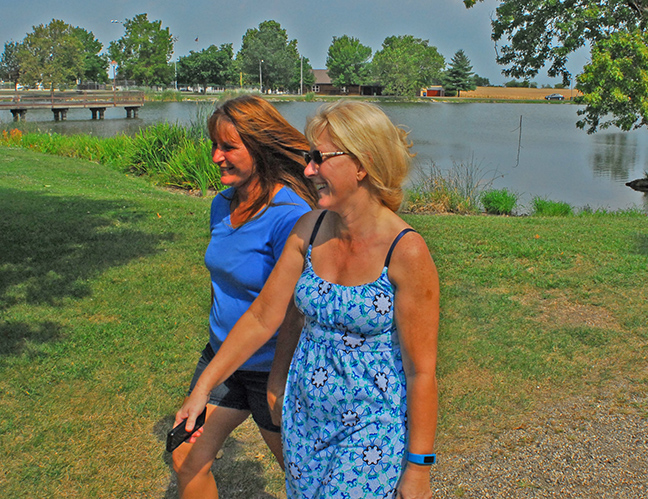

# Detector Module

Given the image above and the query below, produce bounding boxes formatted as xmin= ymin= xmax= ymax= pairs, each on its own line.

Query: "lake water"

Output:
xmin=3 ymin=100 xmax=648 ymax=213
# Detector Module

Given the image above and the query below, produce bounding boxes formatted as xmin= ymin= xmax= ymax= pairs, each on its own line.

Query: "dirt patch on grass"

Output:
xmin=512 ymin=290 xmax=620 ymax=331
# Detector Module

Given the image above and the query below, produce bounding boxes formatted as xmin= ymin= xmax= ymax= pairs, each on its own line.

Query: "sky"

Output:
xmin=1 ymin=0 xmax=589 ymax=86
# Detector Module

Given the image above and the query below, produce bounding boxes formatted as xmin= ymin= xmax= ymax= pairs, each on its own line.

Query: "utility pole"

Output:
xmin=300 ymin=56 xmax=303 ymax=95
xmin=259 ymin=59 xmax=263 ymax=94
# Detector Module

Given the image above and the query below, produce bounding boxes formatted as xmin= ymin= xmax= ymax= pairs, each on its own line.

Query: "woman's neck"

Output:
xmin=231 ymin=181 xmax=283 ymax=225
xmin=334 ymin=193 xmax=387 ymax=241
xmin=234 ymin=176 xmax=263 ymax=207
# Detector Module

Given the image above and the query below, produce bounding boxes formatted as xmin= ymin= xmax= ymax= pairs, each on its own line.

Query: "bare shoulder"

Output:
xmin=387 ymin=229 xmax=438 ymax=288
xmin=292 ymin=209 xmax=327 ymax=235
xmin=288 ymin=210 xmax=328 ymax=253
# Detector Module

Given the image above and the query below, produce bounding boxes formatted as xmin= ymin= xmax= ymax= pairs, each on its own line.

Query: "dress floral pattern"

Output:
xmin=282 ymin=231 xmax=411 ymax=498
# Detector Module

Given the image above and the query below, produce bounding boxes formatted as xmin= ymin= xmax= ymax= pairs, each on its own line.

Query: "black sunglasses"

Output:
xmin=301 ymin=149 xmax=348 ymax=165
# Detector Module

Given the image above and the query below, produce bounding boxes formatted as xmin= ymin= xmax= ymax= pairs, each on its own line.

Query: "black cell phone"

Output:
xmin=166 ymin=408 xmax=207 ymax=453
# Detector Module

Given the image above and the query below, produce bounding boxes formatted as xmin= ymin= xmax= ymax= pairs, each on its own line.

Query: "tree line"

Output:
xmin=0 ymin=15 xmax=483 ymax=97
xmin=3 ymin=1 xmax=647 ymax=133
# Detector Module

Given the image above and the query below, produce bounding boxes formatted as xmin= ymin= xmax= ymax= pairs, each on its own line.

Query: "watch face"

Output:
xmin=424 ymin=455 xmax=436 ymax=464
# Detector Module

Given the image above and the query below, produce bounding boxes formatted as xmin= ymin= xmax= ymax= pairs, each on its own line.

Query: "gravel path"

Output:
xmin=431 ymin=388 xmax=648 ymax=498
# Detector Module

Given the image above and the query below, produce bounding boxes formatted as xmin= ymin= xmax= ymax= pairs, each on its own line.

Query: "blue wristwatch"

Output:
xmin=407 ymin=452 xmax=437 ymax=465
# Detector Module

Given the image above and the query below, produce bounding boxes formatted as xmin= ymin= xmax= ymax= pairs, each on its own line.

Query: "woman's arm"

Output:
xmin=389 ymin=231 xmax=439 ymax=499
xmin=267 ymin=300 xmax=304 ymax=426
xmin=175 ymin=213 xmax=316 ymax=432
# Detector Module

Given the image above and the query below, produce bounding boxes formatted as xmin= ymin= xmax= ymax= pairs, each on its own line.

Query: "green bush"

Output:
xmin=531 ymin=197 xmax=573 ymax=216
xmin=130 ymin=123 xmax=189 ymax=175
xmin=403 ymin=160 xmax=497 ymax=214
xmin=162 ymin=138 xmax=223 ymax=194
xmin=1 ymin=122 xmax=222 ymax=194
xmin=481 ymin=188 xmax=519 ymax=215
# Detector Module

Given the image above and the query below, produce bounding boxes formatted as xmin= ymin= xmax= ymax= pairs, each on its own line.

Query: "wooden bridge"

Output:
xmin=0 ymin=90 xmax=145 ymax=121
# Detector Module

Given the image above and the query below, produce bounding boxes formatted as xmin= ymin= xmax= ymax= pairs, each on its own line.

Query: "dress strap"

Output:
xmin=384 ymin=228 xmax=416 ymax=268
xmin=309 ymin=211 xmax=328 ymax=246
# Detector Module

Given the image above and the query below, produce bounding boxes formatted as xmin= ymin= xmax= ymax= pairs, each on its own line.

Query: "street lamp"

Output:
xmin=110 ymin=60 xmax=118 ymax=90
xmin=259 ymin=59 xmax=263 ymax=94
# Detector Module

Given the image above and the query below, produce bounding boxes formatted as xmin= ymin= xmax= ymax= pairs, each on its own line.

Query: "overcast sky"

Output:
xmin=2 ymin=0 xmax=588 ymax=86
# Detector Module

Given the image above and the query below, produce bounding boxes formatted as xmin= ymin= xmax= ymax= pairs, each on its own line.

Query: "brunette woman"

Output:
xmin=171 ymin=94 xmax=317 ymax=499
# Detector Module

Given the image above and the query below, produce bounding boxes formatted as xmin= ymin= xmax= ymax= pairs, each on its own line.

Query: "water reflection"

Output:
xmin=3 ymin=101 xmax=648 ymax=213
xmin=590 ymin=133 xmax=638 ymax=181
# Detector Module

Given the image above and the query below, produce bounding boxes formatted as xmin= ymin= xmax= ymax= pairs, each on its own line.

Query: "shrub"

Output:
xmin=403 ymin=159 xmax=498 ymax=214
xmin=481 ymin=188 xmax=519 ymax=215
xmin=531 ymin=197 xmax=573 ymax=216
xmin=162 ymin=138 xmax=223 ymax=194
xmin=130 ymin=123 xmax=189 ymax=175
xmin=0 ymin=128 xmax=24 ymax=146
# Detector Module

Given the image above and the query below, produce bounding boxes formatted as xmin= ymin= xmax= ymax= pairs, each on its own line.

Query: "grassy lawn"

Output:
xmin=1 ymin=147 xmax=646 ymax=498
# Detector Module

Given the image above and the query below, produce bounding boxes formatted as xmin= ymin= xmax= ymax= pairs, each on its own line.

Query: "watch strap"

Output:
xmin=407 ymin=452 xmax=437 ymax=465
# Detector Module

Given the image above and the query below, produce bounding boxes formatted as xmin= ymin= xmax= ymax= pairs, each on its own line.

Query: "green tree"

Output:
xmin=325 ymin=35 xmax=372 ymax=88
xmin=473 ymin=74 xmax=490 ymax=86
xmin=72 ymin=27 xmax=108 ymax=84
xmin=443 ymin=49 xmax=476 ymax=96
xmin=237 ymin=20 xmax=305 ymax=92
xmin=465 ymin=0 xmax=648 ymax=132
xmin=372 ymin=35 xmax=445 ymax=96
xmin=17 ymin=19 xmax=84 ymax=89
xmin=177 ymin=44 xmax=236 ymax=90
xmin=108 ymin=13 xmax=175 ymax=86
xmin=0 ymin=41 xmax=22 ymax=89
xmin=577 ymin=30 xmax=648 ymax=132
xmin=504 ymin=79 xmax=530 ymax=88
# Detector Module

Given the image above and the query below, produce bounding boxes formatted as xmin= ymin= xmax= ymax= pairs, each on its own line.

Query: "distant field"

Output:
xmin=459 ymin=86 xmax=581 ymax=100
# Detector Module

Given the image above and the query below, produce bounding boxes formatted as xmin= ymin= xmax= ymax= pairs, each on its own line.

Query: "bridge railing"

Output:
xmin=0 ymin=90 xmax=145 ymax=109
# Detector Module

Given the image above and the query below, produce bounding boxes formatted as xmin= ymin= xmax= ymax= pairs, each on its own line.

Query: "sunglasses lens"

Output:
xmin=303 ymin=150 xmax=323 ymax=165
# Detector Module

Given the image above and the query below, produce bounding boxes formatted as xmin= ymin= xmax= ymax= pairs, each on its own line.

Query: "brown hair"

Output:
xmin=208 ymin=95 xmax=318 ymax=224
xmin=305 ymin=100 xmax=414 ymax=212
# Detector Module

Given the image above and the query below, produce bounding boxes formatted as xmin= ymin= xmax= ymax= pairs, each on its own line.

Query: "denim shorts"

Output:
xmin=188 ymin=343 xmax=280 ymax=433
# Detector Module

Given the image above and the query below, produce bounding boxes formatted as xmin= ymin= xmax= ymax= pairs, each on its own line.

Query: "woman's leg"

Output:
xmin=259 ymin=427 xmax=284 ymax=470
xmin=172 ymin=403 xmax=250 ymax=499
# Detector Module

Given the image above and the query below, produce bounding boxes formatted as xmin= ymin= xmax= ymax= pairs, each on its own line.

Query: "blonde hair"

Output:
xmin=305 ymin=100 xmax=414 ymax=211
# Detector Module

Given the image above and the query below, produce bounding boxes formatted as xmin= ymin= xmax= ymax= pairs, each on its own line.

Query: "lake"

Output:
xmin=3 ymin=100 xmax=647 ymax=213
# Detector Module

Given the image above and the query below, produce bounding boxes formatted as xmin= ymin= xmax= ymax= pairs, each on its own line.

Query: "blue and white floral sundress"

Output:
xmin=282 ymin=212 xmax=415 ymax=498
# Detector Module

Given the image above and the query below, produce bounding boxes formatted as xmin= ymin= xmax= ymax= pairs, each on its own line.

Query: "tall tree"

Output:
xmin=465 ymin=0 xmax=648 ymax=132
xmin=17 ymin=19 xmax=84 ymax=90
xmin=0 ymin=41 xmax=22 ymax=89
xmin=577 ymin=30 xmax=648 ymax=132
xmin=108 ymin=13 xmax=175 ymax=86
xmin=443 ymin=49 xmax=476 ymax=96
xmin=177 ymin=43 xmax=236 ymax=90
xmin=237 ymin=20 xmax=304 ymax=92
xmin=325 ymin=35 xmax=372 ymax=88
xmin=72 ymin=27 xmax=108 ymax=84
xmin=372 ymin=35 xmax=445 ymax=96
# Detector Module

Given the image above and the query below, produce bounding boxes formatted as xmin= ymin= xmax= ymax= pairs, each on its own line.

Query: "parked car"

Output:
xmin=545 ymin=93 xmax=565 ymax=101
